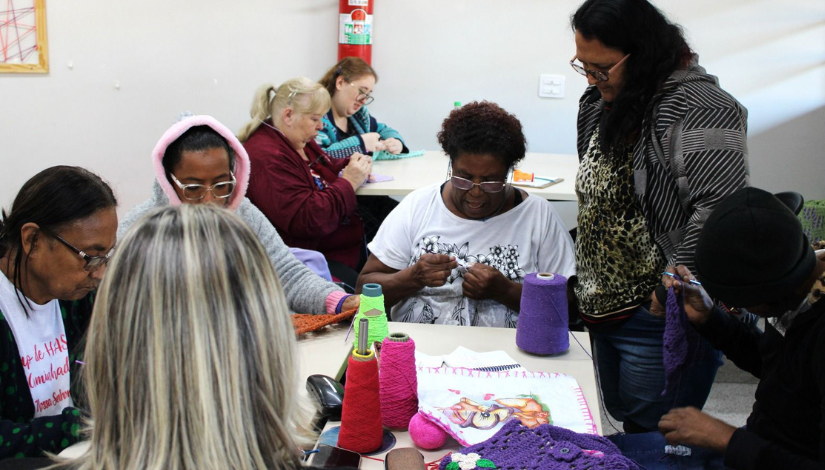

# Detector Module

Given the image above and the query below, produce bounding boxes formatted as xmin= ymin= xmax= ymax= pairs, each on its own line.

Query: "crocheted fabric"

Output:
xmin=372 ymin=149 xmax=425 ymax=161
xmin=800 ymin=199 xmax=825 ymax=244
xmin=438 ymin=420 xmax=639 ymax=470
xmin=291 ymin=308 xmax=357 ymax=335
xmin=662 ymin=286 xmax=700 ymax=396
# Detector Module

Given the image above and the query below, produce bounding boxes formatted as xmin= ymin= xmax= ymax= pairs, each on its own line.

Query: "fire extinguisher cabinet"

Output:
xmin=338 ymin=0 xmax=373 ymax=64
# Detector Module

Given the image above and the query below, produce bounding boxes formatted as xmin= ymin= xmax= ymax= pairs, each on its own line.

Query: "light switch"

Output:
xmin=539 ymin=74 xmax=565 ymax=98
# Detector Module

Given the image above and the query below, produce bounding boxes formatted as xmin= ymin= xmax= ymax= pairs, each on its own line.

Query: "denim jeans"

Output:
xmin=607 ymin=431 xmax=728 ymax=469
xmin=592 ymin=302 xmax=723 ymax=432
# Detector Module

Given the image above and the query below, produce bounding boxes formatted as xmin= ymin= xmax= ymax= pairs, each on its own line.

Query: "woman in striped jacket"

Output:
xmin=568 ymin=0 xmax=749 ymax=433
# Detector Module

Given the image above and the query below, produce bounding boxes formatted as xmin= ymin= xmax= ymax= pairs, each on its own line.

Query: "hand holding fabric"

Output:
xmin=361 ymin=132 xmax=384 ymax=152
xmin=381 ymin=138 xmax=404 ymax=155
xmin=411 ymin=253 xmax=457 ymax=289
xmin=659 ymin=406 xmax=735 ymax=453
xmin=342 ymin=294 xmax=360 ymax=313
xmin=662 ymin=265 xmax=714 ymax=325
xmin=342 ymin=153 xmax=372 ymax=190
xmin=462 ymin=263 xmax=509 ymax=300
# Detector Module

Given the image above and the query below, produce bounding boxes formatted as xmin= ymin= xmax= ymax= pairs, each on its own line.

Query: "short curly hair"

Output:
xmin=437 ymin=101 xmax=527 ymax=168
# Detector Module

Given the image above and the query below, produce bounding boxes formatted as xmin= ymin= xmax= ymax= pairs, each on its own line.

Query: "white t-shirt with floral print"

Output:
xmin=368 ymin=184 xmax=576 ymax=328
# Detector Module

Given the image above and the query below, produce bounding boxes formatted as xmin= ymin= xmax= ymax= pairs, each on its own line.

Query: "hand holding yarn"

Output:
xmin=381 ymin=137 xmax=404 ymax=155
xmin=361 ymin=132 xmax=383 ymax=152
xmin=411 ymin=253 xmax=457 ymax=289
xmin=342 ymin=295 xmax=360 ymax=313
xmin=662 ymin=265 xmax=713 ymax=326
xmin=462 ymin=263 xmax=508 ymax=300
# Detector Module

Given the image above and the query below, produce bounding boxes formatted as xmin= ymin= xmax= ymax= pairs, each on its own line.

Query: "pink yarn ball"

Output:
xmin=408 ymin=413 xmax=448 ymax=450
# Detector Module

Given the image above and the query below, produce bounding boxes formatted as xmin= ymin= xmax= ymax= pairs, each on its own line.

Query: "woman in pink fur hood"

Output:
xmin=118 ymin=113 xmax=359 ymax=314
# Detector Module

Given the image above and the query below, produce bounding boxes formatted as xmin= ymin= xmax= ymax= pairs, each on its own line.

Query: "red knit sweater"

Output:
xmin=244 ymin=122 xmax=364 ymax=269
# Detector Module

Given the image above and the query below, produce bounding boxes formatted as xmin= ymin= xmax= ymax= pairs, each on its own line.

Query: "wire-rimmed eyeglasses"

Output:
xmin=42 ymin=229 xmax=114 ymax=272
xmin=570 ymin=54 xmax=630 ymax=82
xmin=345 ymin=80 xmax=375 ymax=105
xmin=170 ymin=172 xmax=237 ymax=201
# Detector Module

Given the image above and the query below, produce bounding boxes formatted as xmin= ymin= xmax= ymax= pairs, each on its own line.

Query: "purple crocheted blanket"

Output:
xmin=438 ymin=419 xmax=639 ymax=469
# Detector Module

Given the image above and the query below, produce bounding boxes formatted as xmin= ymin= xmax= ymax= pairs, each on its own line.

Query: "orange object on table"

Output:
xmin=514 ymin=169 xmax=534 ymax=182
xmin=291 ymin=307 xmax=357 ymax=335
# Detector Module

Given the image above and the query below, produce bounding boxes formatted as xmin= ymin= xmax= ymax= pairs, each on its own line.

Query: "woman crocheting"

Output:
xmin=240 ymin=78 xmax=373 ymax=285
xmin=358 ymin=101 xmax=575 ymax=328
xmin=0 ymin=166 xmax=117 ymax=458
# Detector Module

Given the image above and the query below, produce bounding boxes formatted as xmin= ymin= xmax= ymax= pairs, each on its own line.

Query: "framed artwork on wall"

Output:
xmin=1 ymin=0 xmax=49 ymax=73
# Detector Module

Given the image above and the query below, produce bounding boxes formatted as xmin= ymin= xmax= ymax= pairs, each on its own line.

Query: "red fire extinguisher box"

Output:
xmin=338 ymin=0 xmax=374 ymax=64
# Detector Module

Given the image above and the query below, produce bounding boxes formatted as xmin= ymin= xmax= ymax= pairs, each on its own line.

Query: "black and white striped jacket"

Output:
xmin=576 ymin=62 xmax=750 ymax=272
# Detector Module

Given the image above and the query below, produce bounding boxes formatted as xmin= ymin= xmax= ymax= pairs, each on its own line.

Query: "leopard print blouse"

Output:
xmin=574 ymin=129 xmax=666 ymax=321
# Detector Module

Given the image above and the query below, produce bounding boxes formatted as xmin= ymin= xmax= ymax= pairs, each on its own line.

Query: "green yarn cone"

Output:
xmin=354 ymin=283 xmax=389 ymax=347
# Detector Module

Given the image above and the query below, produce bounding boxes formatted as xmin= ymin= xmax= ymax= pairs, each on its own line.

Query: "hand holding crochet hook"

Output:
xmin=656 ymin=265 xmax=714 ymax=326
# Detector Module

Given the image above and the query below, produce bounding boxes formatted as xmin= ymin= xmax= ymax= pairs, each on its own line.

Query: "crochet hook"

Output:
xmin=662 ymin=271 xmax=702 ymax=286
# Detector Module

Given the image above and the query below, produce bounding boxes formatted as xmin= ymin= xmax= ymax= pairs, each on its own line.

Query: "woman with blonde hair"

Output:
xmin=240 ymin=78 xmax=372 ymax=286
xmin=45 ymin=205 xmax=355 ymax=470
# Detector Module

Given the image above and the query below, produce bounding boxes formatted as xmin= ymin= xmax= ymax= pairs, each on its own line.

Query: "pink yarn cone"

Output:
xmin=379 ymin=333 xmax=419 ymax=429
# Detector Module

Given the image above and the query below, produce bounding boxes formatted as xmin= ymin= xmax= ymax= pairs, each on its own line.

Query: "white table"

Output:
xmin=298 ymin=322 xmax=601 ymax=468
xmin=358 ymin=151 xmax=578 ymax=201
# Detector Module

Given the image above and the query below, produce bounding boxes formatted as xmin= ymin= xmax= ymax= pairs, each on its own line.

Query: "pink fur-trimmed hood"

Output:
xmin=151 ymin=114 xmax=250 ymax=211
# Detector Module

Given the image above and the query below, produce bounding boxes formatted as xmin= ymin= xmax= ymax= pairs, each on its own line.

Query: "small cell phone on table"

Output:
xmin=310 ymin=444 xmax=362 ymax=468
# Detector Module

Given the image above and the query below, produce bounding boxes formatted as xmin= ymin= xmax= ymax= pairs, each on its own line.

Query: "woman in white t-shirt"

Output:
xmin=0 ymin=166 xmax=117 ymax=457
xmin=357 ymin=101 xmax=576 ymax=328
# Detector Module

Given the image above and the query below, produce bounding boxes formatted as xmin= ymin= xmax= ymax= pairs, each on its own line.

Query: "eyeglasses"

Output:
xmin=345 ymin=80 xmax=374 ymax=105
xmin=170 ymin=172 xmax=236 ymax=201
xmin=570 ymin=54 xmax=630 ymax=82
xmin=43 ymin=229 xmax=114 ymax=272
xmin=450 ymin=176 xmax=507 ymax=193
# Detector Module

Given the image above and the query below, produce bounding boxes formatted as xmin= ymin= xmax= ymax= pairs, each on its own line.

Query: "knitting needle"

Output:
xmin=662 ymin=271 xmax=702 ymax=286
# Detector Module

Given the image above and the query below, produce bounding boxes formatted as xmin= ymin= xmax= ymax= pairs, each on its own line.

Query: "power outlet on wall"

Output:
xmin=539 ymin=74 xmax=565 ymax=98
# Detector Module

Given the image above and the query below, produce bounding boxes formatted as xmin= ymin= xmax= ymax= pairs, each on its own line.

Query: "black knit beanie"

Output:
xmin=695 ymin=187 xmax=815 ymax=307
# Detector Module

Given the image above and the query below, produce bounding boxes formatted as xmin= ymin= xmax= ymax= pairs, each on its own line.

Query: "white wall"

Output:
xmin=1 ymin=0 xmax=823 ymax=230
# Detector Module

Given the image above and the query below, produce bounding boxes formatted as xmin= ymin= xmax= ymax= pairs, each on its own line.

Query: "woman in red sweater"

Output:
xmin=239 ymin=78 xmax=372 ymax=283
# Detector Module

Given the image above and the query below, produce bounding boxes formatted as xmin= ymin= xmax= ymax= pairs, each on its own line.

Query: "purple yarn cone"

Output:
xmin=516 ymin=272 xmax=569 ymax=355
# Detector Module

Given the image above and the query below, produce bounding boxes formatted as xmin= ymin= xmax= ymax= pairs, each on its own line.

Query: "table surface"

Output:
xmin=298 ymin=322 xmax=602 ymax=468
xmin=357 ymin=151 xmax=579 ymax=201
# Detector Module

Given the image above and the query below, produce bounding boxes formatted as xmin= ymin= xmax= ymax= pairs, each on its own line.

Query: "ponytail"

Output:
xmin=237 ymin=84 xmax=276 ymax=143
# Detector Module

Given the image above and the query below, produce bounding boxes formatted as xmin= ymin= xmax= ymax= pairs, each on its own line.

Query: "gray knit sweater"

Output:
xmin=118 ymin=181 xmax=342 ymax=314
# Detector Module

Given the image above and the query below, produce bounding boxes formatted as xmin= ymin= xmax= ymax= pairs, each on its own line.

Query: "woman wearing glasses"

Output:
xmin=0 ymin=166 xmax=117 ymax=457
xmin=240 ymin=78 xmax=372 ymax=283
xmin=119 ymin=113 xmax=359 ymax=315
xmin=316 ymin=57 xmax=408 ymax=159
xmin=357 ymin=101 xmax=575 ymax=327
xmin=316 ymin=58 xmax=406 ymax=246
xmin=569 ymin=0 xmax=749 ymax=433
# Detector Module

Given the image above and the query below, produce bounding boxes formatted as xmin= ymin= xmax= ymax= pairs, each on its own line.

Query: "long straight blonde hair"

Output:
xmin=70 ymin=204 xmax=315 ymax=470
xmin=237 ymin=78 xmax=330 ymax=143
